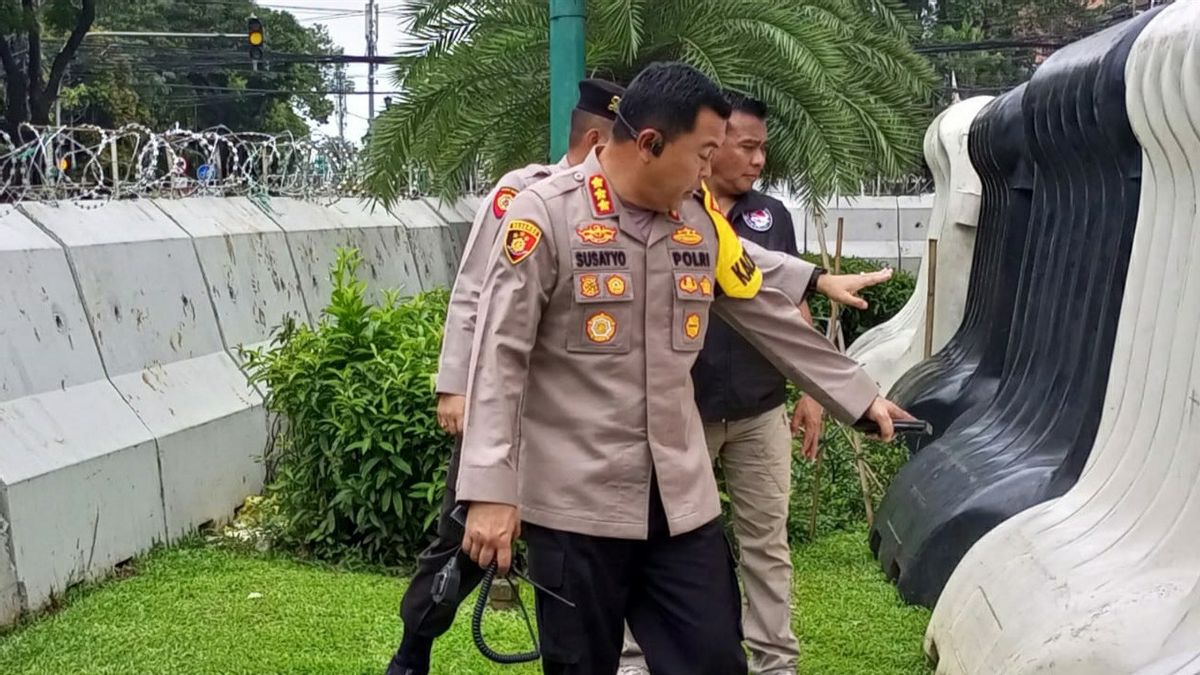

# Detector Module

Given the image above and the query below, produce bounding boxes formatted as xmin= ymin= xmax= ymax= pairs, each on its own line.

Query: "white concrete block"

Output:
xmin=1 ymin=382 xmax=164 ymax=609
xmin=324 ymin=198 xmax=425 ymax=297
xmin=21 ymin=200 xmax=265 ymax=540
xmin=154 ymin=197 xmax=308 ymax=357
xmin=0 ymin=209 xmax=163 ymax=620
xmin=927 ymin=5 xmax=1200 ymax=671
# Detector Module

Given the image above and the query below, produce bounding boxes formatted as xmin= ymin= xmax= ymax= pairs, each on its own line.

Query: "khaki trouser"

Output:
xmin=620 ymin=405 xmax=799 ymax=674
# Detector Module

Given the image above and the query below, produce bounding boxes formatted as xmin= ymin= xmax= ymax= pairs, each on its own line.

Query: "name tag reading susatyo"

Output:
xmin=701 ymin=184 xmax=762 ymax=298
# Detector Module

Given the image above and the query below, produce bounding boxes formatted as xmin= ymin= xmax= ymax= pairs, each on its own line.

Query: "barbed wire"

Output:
xmin=0 ymin=123 xmax=363 ymax=209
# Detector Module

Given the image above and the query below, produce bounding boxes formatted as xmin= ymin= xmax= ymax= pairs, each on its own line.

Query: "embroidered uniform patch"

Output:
xmin=589 ymin=175 xmax=615 ymax=216
xmin=504 ymin=220 xmax=542 ymax=265
xmin=493 ymin=186 xmax=518 ymax=219
xmin=671 ymin=226 xmax=703 ymax=246
xmin=744 ymin=208 xmax=773 ymax=232
xmin=678 ymin=275 xmax=699 ymax=294
xmin=580 ymin=274 xmax=601 ymax=298
xmin=577 ymin=223 xmax=619 ymax=245
xmin=684 ymin=313 xmax=702 ymax=339
xmin=586 ymin=311 xmax=617 ymax=344
xmin=699 ymin=276 xmax=714 ymax=297
xmin=606 ymin=275 xmax=627 ymax=297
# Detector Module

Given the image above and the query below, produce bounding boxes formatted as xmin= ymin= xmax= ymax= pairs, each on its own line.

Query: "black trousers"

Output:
xmin=524 ymin=480 xmax=748 ymax=675
xmin=397 ymin=438 xmax=485 ymax=640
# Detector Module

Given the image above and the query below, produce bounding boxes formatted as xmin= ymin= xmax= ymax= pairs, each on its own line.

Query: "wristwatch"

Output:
xmin=806 ymin=266 xmax=827 ymax=296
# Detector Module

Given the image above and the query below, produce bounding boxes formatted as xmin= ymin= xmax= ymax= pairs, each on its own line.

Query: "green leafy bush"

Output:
xmin=242 ymin=249 xmax=450 ymax=566
xmin=802 ymin=253 xmax=916 ymax=346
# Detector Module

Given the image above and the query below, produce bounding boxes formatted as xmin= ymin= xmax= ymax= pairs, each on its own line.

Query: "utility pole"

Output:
xmin=334 ymin=63 xmax=348 ymax=141
xmin=549 ymin=0 xmax=586 ymax=161
xmin=366 ymin=0 xmax=379 ymax=121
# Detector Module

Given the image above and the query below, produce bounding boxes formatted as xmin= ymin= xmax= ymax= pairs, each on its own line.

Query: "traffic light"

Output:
xmin=248 ymin=16 xmax=264 ymax=63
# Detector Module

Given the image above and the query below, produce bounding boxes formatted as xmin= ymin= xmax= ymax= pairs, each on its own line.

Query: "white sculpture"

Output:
xmin=847 ymin=96 xmax=991 ymax=392
xmin=926 ymin=3 xmax=1200 ymax=672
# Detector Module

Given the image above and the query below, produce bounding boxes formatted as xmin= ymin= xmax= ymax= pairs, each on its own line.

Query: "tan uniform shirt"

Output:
xmin=458 ymin=149 xmax=879 ymax=539
xmin=435 ymin=157 xmax=571 ymax=395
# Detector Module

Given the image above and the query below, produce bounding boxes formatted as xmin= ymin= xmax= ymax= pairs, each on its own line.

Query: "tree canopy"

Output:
xmin=0 ymin=0 xmax=339 ymax=137
xmin=366 ymin=0 xmax=937 ymax=205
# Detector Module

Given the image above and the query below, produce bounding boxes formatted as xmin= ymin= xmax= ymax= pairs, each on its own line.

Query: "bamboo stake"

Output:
xmin=924 ymin=238 xmax=939 ymax=359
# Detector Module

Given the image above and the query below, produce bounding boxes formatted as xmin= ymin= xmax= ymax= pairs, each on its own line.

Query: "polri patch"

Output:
xmin=605 ymin=275 xmax=627 ymax=297
xmin=493 ymin=186 xmax=518 ymax=219
xmin=684 ymin=313 xmax=702 ymax=339
xmin=504 ymin=219 xmax=542 ymax=265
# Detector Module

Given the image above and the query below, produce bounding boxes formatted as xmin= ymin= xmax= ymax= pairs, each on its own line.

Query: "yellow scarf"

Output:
xmin=700 ymin=182 xmax=762 ymax=299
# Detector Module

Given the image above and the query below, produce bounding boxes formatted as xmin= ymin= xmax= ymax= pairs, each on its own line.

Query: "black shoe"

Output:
xmin=384 ymin=654 xmax=428 ymax=675
xmin=384 ymin=632 xmax=433 ymax=675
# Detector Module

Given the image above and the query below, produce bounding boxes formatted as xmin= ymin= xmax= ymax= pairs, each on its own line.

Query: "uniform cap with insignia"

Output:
xmin=576 ymin=78 xmax=626 ymax=120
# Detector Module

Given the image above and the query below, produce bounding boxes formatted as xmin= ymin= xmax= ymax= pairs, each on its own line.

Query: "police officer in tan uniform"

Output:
xmin=459 ymin=63 xmax=910 ymax=675
xmin=385 ymin=78 xmax=624 ymax=675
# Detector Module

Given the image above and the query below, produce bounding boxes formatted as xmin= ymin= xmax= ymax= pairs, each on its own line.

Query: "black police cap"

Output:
xmin=576 ymin=78 xmax=625 ymax=120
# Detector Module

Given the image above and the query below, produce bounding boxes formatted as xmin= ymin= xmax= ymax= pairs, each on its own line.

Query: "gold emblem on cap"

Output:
xmin=608 ymin=95 xmax=621 ymax=113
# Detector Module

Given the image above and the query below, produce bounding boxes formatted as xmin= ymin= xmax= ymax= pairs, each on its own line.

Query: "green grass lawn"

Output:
xmin=0 ymin=530 xmax=930 ymax=675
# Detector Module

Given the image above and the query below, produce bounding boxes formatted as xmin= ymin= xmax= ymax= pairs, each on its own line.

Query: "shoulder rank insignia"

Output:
xmin=504 ymin=219 xmax=543 ymax=265
xmin=701 ymin=182 xmax=762 ymax=299
xmin=493 ymin=186 xmax=518 ymax=219
xmin=588 ymin=175 xmax=616 ymax=217
xmin=671 ymin=226 xmax=703 ymax=246
xmin=577 ymin=222 xmax=619 ymax=245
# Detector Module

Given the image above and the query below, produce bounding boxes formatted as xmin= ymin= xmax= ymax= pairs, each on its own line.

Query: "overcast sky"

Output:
xmin=257 ymin=0 xmax=406 ymax=143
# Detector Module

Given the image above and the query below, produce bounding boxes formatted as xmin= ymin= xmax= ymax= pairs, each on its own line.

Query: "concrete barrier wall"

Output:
xmin=0 ymin=195 xmax=468 ymax=625
xmin=0 ymin=207 xmax=163 ymax=624
xmin=791 ymin=194 xmax=934 ymax=273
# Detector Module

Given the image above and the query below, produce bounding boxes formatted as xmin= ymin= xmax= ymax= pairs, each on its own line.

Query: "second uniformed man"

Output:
xmin=458 ymin=62 xmax=911 ymax=675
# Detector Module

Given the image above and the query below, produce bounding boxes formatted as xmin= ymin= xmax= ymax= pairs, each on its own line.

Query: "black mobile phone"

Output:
xmin=853 ymin=418 xmax=933 ymax=437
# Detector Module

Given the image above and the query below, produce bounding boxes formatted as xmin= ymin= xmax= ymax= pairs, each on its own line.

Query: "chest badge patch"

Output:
xmin=605 ymin=275 xmax=627 ymax=297
xmin=671 ymin=226 xmax=704 ymax=246
xmin=493 ymin=186 xmax=518 ymax=219
xmin=684 ymin=313 xmax=702 ymax=340
xmin=744 ymin=208 xmax=773 ymax=232
xmin=699 ymin=276 xmax=714 ymax=297
xmin=504 ymin=220 xmax=542 ymax=265
xmin=589 ymin=175 xmax=615 ymax=216
xmin=678 ymin=275 xmax=699 ymax=294
xmin=577 ymin=223 xmax=618 ymax=245
xmin=579 ymin=274 xmax=601 ymax=298
xmin=586 ymin=311 xmax=617 ymax=344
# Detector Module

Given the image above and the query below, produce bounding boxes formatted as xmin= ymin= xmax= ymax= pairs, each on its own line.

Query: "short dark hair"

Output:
xmin=612 ymin=62 xmax=732 ymax=144
xmin=723 ymin=90 xmax=768 ymax=120
xmin=568 ymin=108 xmax=612 ymax=147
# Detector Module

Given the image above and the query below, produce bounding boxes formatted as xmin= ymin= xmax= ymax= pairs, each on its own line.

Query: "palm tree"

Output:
xmin=365 ymin=0 xmax=936 ymax=206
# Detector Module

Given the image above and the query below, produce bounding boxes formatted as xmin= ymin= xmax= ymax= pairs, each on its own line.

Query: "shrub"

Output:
xmin=801 ymin=253 xmax=916 ymax=345
xmin=242 ymin=249 xmax=451 ymax=566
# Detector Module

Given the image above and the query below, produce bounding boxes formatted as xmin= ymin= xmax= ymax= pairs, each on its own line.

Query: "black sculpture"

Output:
xmin=887 ymin=85 xmax=1034 ymax=451
xmin=869 ymin=7 xmax=1160 ymax=608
